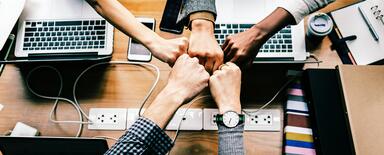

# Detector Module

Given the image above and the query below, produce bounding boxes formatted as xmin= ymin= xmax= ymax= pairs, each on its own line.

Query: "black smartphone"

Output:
xmin=159 ymin=0 xmax=184 ymax=34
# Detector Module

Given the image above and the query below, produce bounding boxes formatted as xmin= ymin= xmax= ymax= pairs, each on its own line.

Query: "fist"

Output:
xmin=149 ymin=37 xmax=189 ymax=66
xmin=209 ymin=62 xmax=242 ymax=114
xmin=166 ymin=54 xmax=210 ymax=102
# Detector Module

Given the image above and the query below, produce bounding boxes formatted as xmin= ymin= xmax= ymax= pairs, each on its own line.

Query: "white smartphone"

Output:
xmin=127 ymin=17 xmax=155 ymax=62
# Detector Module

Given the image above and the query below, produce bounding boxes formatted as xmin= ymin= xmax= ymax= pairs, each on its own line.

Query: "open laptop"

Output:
xmin=0 ymin=136 xmax=109 ymax=155
xmin=15 ymin=0 xmax=114 ymax=58
xmin=215 ymin=0 xmax=307 ymax=63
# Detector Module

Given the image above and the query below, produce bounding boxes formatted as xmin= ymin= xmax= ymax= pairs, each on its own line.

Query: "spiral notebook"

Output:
xmin=331 ymin=0 xmax=384 ymax=65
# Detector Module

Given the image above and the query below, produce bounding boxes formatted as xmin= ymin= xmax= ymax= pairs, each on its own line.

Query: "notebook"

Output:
xmin=331 ymin=0 xmax=384 ymax=65
xmin=337 ymin=65 xmax=384 ymax=155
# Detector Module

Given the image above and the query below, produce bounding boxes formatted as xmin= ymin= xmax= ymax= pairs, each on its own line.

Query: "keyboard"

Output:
xmin=214 ymin=24 xmax=293 ymax=53
xmin=22 ymin=19 xmax=107 ymax=51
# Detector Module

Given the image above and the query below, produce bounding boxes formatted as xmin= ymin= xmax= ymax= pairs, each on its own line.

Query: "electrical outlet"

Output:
xmin=203 ymin=108 xmax=219 ymax=130
xmin=126 ymin=108 xmax=145 ymax=128
xmin=127 ymin=108 xmax=203 ymax=130
xmin=165 ymin=108 xmax=203 ymax=130
xmin=243 ymin=109 xmax=280 ymax=131
xmin=88 ymin=108 xmax=127 ymax=130
xmin=203 ymin=108 xmax=281 ymax=131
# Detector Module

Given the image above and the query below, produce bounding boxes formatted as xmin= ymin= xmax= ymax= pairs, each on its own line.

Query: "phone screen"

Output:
xmin=159 ymin=0 xmax=184 ymax=34
xmin=130 ymin=23 xmax=153 ymax=56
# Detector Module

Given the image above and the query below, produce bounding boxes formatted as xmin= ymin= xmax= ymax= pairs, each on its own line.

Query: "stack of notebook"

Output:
xmin=283 ymin=80 xmax=316 ymax=155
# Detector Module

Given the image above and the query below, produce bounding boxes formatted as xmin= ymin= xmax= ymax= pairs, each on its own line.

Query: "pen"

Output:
xmin=358 ymin=6 xmax=379 ymax=41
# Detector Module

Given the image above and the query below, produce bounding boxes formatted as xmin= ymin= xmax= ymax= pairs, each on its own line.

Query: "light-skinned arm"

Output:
xmin=177 ymin=0 xmax=223 ymax=74
xmin=143 ymin=54 xmax=210 ymax=128
xmin=86 ymin=0 xmax=188 ymax=66
xmin=188 ymin=19 xmax=224 ymax=74
xmin=210 ymin=62 xmax=244 ymax=155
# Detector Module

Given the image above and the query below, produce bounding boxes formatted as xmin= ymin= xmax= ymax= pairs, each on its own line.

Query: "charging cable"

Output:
xmin=25 ymin=61 xmax=160 ymax=137
xmin=72 ymin=61 xmax=160 ymax=121
xmin=167 ymin=95 xmax=211 ymax=155
xmin=26 ymin=66 xmax=90 ymax=137
xmin=242 ymin=77 xmax=295 ymax=117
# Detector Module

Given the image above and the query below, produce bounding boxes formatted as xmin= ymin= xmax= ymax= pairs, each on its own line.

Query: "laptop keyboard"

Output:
xmin=214 ymin=24 xmax=293 ymax=53
xmin=22 ymin=19 xmax=107 ymax=51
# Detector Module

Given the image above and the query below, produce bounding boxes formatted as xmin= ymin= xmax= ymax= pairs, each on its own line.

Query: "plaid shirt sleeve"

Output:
xmin=105 ymin=117 xmax=174 ymax=155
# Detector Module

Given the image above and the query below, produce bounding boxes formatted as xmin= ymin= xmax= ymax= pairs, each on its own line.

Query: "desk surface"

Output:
xmin=0 ymin=0 xmax=358 ymax=154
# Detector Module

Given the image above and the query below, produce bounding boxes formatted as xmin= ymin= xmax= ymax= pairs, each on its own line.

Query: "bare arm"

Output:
xmin=222 ymin=0 xmax=335 ymax=67
xmin=86 ymin=0 xmax=159 ymax=48
xmin=144 ymin=54 xmax=210 ymax=128
xmin=86 ymin=0 xmax=188 ymax=66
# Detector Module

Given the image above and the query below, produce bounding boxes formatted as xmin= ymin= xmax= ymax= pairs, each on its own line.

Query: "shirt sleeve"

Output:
xmin=105 ymin=117 xmax=174 ymax=155
xmin=277 ymin=0 xmax=335 ymax=24
xmin=218 ymin=123 xmax=245 ymax=155
xmin=177 ymin=0 xmax=217 ymax=26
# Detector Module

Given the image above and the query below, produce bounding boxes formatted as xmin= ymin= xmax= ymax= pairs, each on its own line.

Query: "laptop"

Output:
xmin=15 ymin=0 xmax=114 ymax=58
xmin=0 ymin=136 xmax=109 ymax=155
xmin=215 ymin=0 xmax=307 ymax=63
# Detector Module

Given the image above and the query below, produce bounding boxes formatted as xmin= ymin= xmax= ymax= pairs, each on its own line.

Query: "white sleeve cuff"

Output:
xmin=277 ymin=0 xmax=335 ymax=24
xmin=277 ymin=0 xmax=311 ymax=24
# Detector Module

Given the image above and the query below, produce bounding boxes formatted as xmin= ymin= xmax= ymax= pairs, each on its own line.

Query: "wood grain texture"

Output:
xmin=0 ymin=0 xmax=357 ymax=154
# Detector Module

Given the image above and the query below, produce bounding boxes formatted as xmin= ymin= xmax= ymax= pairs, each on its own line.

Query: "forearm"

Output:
xmin=86 ymin=0 xmax=161 ymax=47
xmin=106 ymin=86 xmax=185 ymax=154
xmin=191 ymin=19 xmax=214 ymax=33
xmin=105 ymin=117 xmax=174 ymax=155
xmin=218 ymin=124 xmax=245 ymax=155
xmin=143 ymin=85 xmax=184 ymax=128
xmin=251 ymin=7 xmax=296 ymax=43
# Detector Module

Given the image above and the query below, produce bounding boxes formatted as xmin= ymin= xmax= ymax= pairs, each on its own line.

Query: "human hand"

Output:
xmin=143 ymin=54 xmax=209 ymax=128
xmin=222 ymin=7 xmax=297 ymax=67
xmin=222 ymin=26 xmax=269 ymax=67
xmin=209 ymin=62 xmax=242 ymax=114
xmin=148 ymin=37 xmax=189 ymax=66
xmin=164 ymin=54 xmax=210 ymax=104
xmin=188 ymin=19 xmax=224 ymax=74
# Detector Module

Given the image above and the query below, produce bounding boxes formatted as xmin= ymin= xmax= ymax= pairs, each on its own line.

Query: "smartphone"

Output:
xmin=127 ymin=18 xmax=155 ymax=62
xmin=159 ymin=0 xmax=184 ymax=34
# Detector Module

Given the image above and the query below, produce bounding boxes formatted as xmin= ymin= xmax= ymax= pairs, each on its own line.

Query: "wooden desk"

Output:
xmin=0 ymin=0 xmax=358 ymax=154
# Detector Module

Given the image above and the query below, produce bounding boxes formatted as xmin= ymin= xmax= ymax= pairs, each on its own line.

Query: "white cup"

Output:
xmin=306 ymin=12 xmax=334 ymax=39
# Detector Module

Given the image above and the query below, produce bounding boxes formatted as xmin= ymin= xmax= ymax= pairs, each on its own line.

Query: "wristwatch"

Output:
xmin=216 ymin=111 xmax=245 ymax=128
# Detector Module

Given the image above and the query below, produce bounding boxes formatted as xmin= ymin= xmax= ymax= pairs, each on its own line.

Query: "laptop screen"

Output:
xmin=0 ymin=136 xmax=109 ymax=155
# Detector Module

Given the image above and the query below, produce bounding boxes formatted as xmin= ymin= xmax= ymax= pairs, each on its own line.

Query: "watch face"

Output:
xmin=223 ymin=111 xmax=240 ymax=128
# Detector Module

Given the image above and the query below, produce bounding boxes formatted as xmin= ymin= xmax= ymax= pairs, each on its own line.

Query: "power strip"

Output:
xmin=88 ymin=108 xmax=280 ymax=131
xmin=127 ymin=108 xmax=203 ymax=131
xmin=165 ymin=108 xmax=203 ymax=130
xmin=203 ymin=108 xmax=281 ymax=131
xmin=88 ymin=108 xmax=127 ymax=130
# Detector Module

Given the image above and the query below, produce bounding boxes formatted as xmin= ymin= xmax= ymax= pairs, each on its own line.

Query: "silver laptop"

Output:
xmin=15 ymin=0 xmax=114 ymax=58
xmin=215 ymin=0 xmax=307 ymax=63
